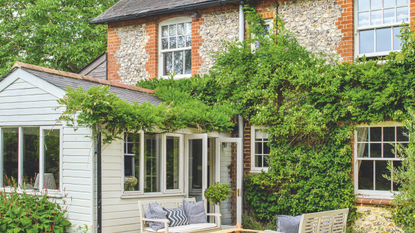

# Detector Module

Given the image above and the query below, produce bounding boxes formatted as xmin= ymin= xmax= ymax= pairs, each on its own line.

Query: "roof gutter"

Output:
xmin=90 ymin=0 xmax=240 ymax=24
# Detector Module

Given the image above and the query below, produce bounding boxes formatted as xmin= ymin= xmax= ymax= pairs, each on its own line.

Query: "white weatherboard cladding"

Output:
xmin=0 ymin=70 xmax=94 ymax=231
xmin=100 ymin=138 xmax=186 ymax=233
xmin=0 ymin=78 xmax=63 ymax=126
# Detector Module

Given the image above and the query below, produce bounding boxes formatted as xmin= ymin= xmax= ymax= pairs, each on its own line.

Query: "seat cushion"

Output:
xmin=145 ymin=202 xmax=167 ymax=231
xmin=163 ymin=206 xmax=189 ymax=227
xmin=144 ymin=223 xmax=218 ymax=233
xmin=183 ymin=200 xmax=207 ymax=224
xmin=276 ymin=215 xmax=301 ymax=233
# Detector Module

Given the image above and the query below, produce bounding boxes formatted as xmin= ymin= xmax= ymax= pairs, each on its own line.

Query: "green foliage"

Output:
xmin=0 ymin=0 xmax=118 ymax=76
xmin=0 ymin=184 xmax=71 ymax=232
xmin=241 ymin=214 xmax=278 ymax=231
xmin=204 ymin=182 xmax=233 ymax=206
xmin=385 ymin=110 xmax=415 ymax=231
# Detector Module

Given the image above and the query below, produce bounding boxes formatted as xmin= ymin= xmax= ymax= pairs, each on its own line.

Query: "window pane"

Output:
xmin=169 ymin=37 xmax=177 ymax=49
xmin=255 ymin=142 xmax=262 ymax=154
xmin=23 ymin=127 xmax=39 ymax=189
xmin=178 ymin=36 xmax=185 ymax=48
xmin=357 ymin=143 xmax=369 ymax=158
xmin=264 ymin=142 xmax=270 ymax=154
xmin=370 ymin=143 xmax=381 ymax=158
xmin=392 ymin=161 xmax=402 ymax=190
xmin=162 ymin=38 xmax=168 ymax=50
xmin=255 ymin=155 xmax=263 ymax=168
xmin=186 ymin=35 xmax=192 ymax=47
xmin=166 ymin=136 xmax=180 ymax=190
xmin=370 ymin=127 xmax=382 ymax=141
xmin=3 ymin=128 xmax=18 ymax=187
xmin=397 ymin=0 xmax=408 ymax=6
xmin=358 ymin=160 xmax=373 ymax=190
xmin=377 ymin=28 xmax=392 ymax=52
xmin=359 ymin=0 xmax=369 ymax=11
xmin=185 ymin=22 xmax=192 ymax=35
xmin=357 ymin=127 xmax=369 ymax=142
xmin=397 ymin=126 xmax=408 ymax=141
xmin=375 ymin=161 xmax=391 ymax=190
xmin=393 ymin=27 xmax=402 ymax=50
xmin=384 ymin=0 xmax=395 ymax=8
xmin=162 ymin=26 xmax=169 ymax=37
xmin=44 ymin=129 xmax=60 ymax=190
xmin=383 ymin=143 xmax=395 ymax=158
xmin=383 ymin=9 xmax=395 ymax=23
xmin=383 ymin=127 xmax=395 ymax=141
xmin=163 ymin=52 xmax=172 ymax=76
xmin=371 ymin=0 xmax=382 ymax=9
xmin=177 ymin=23 xmax=184 ymax=35
xmin=189 ymin=139 xmax=202 ymax=192
xmin=124 ymin=133 xmax=140 ymax=191
xmin=144 ymin=134 xmax=161 ymax=192
xmin=169 ymin=24 xmax=176 ymax=36
xmin=396 ymin=7 xmax=408 ymax=22
xmin=360 ymin=30 xmax=374 ymax=54
xmin=359 ymin=12 xmax=370 ymax=27
xmin=185 ymin=50 xmax=191 ymax=74
xmin=371 ymin=10 xmax=382 ymax=25
xmin=174 ymin=51 xmax=183 ymax=75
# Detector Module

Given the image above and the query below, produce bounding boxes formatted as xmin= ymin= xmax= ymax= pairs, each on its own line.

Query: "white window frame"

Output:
xmin=251 ymin=126 xmax=270 ymax=173
xmin=0 ymin=126 xmax=63 ymax=195
xmin=251 ymin=19 xmax=273 ymax=52
xmin=122 ymin=131 xmax=185 ymax=197
xmin=354 ymin=0 xmax=410 ymax=58
xmin=354 ymin=121 xmax=406 ymax=199
xmin=158 ymin=17 xmax=192 ymax=80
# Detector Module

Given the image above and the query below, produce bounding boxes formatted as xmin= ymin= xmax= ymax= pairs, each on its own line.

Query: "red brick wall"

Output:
xmin=243 ymin=122 xmax=252 ymax=177
xmin=337 ymin=0 xmax=354 ymax=62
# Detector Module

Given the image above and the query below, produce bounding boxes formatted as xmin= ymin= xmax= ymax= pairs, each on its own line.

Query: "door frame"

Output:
xmin=215 ymin=137 xmax=243 ymax=225
xmin=184 ymin=134 xmax=208 ymax=203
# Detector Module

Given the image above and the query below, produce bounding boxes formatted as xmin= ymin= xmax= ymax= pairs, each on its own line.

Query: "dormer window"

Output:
xmin=355 ymin=0 xmax=409 ymax=58
xmin=159 ymin=17 xmax=192 ymax=79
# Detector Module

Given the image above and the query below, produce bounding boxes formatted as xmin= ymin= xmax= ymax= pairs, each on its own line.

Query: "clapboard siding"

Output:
xmin=0 ymin=78 xmax=61 ymax=126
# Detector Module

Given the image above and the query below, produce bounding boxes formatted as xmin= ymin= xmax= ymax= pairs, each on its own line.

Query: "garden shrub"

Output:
xmin=386 ymin=110 xmax=415 ymax=231
xmin=0 ymin=183 xmax=71 ymax=233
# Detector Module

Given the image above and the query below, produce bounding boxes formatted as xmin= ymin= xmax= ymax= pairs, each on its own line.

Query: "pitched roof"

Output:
xmin=90 ymin=0 xmax=239 ymax=24
xmin=11 ymin=62 xmax=163 ymax=106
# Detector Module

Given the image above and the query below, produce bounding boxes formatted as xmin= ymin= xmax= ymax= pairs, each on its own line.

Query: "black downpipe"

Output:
xmin=97 ymin=127 xmax=102 ymax=233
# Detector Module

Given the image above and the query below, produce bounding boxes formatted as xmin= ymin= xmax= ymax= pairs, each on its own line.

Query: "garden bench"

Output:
xmin=297 ymin=208 xmax=349 ymax=233
xmin=138 ymin=198 xmax=221 ymax=233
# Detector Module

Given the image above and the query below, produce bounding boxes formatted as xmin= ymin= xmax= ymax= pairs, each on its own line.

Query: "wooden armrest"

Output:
xmin=206 ymin=213 xmax=221 ymax=217
xmin=142 ymin=218 xmax=170 ymax=223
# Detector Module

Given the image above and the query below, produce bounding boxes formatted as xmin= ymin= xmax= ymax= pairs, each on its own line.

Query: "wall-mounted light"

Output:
xmin=191 ymin=12 xmax=199 ymax=18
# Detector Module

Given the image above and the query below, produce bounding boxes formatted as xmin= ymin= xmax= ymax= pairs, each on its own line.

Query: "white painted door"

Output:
xmin=185 ymin=134 xmax=208 ymax=202
xmin=215 ymin=137 xmax=242 ymax=226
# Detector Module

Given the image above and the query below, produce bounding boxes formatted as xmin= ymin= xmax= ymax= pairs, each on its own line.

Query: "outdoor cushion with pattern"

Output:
xmin=145 ymin=202 xmax=167 ymax=231
xmin=276 ymin=215 xmax=301 ymax=233
xmin=163 ymin=206 xmax=189 ymax=227
xmin=183 ymin=199 xmax=207 ymax=224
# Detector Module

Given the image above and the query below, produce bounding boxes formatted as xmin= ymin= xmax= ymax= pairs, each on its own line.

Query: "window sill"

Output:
xmin=160 ymin=74 xmax=191 ymax=80
xmin=250 ymin=168 xmax=269 ymax=173
xmin=121 ymin=192 xmax=186 ymax=199
xmin=354 ymin=198 xmax=393 ymax=206
xmin=0 ymin=187 xmax=63 ymax=198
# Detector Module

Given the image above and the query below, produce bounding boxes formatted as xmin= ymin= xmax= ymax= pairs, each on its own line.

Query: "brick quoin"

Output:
xmin=337 ymin=0 xmax=355 ymax=62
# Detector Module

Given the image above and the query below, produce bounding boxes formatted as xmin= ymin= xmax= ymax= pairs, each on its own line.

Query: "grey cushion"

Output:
xmin=145 ymin=202 xmax=166 ymax=231
xmin=163 ymin=206 xmax=189 ymax=227
xmin=183 ymin=200 xmax=207 ymax=224
xmin=276 ymin=215 xmax=301 ymax=233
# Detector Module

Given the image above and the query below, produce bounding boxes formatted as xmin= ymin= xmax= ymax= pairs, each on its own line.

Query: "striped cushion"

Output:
xmin=163 ymin=207 xmax=189 ymax=227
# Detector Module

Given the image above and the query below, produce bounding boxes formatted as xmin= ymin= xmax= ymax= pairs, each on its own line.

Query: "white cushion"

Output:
xmin=144 ymin=223 xmax=218 ymax=233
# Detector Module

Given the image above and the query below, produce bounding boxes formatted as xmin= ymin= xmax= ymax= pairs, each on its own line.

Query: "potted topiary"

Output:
xmin=204 ymin=182 xmax=233 ymax=213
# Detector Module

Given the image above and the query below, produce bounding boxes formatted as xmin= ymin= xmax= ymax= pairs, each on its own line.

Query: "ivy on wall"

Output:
xmin=58 ymin=3 xmax=415 ymax=226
